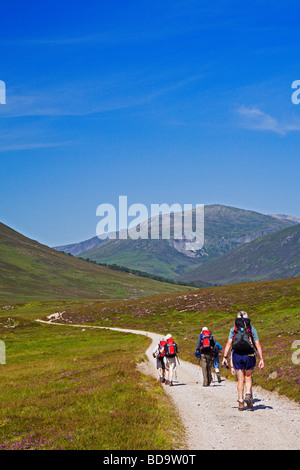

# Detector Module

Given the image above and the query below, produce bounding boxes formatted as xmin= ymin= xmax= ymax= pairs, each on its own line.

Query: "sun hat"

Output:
xmin=237 ymin=311 xmax=248 ymax=318
xmin=165 ymin=334 xmax=172 ymax=340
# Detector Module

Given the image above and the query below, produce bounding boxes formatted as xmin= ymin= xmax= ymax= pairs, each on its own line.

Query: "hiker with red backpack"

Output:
xmin=195 ymin=327 xmax=216 ymax=386
xmin=221 ymin=311 xmax=264 ymax=411
xmin=163 ymin=334 xmax=178 ymax=386
xmin=152 ymin=337 xmax=167 ymax=383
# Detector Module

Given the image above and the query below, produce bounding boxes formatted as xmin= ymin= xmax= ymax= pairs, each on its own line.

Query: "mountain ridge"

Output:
xmin=178 ymin=223 xmax=300 ymax=285
xmin=54 ymin=204 xmax=297 ymax=279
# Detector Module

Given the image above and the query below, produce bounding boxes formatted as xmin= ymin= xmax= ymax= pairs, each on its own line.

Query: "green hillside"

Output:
xmin=0 ymin=222 xmax=191 ymax=303
xmin=78 ymin=204 xmax=295 ymax=278
xmin=81 ymin=238 xmax=201 ymax=279
xmin=179 ymin=223 xmax=300 ymax=285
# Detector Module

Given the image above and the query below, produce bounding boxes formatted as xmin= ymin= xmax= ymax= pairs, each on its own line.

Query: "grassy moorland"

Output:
xmin=0 ymin=276 xmax=299 ymax=450
xmin=47 ymin=277 xmax=300 ymax=402
xmin=0 ymin=307 xmax=185 ymax=450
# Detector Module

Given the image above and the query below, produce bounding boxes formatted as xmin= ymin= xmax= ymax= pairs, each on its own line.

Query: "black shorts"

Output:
xmin=156 ymin=356 xmax=165 ymax=369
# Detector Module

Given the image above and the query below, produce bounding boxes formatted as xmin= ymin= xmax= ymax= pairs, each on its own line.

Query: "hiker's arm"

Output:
xmin=221 ymin=339 xmax=232 ymax=365
xmin=255 ymin=340 xmax=264 ymax=370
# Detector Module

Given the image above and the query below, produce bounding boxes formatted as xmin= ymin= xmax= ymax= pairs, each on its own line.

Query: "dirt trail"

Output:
xmin=36 ymin=320 xmax=300 ymax=450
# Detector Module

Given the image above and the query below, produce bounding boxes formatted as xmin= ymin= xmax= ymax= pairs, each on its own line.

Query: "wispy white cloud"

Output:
xmin=237 ymin=105 xmax=300 ymax=135
xmin=0 ymin=141 xmax=70 ymax=152
xmin=0 ymin=71 xmax=204 ymax=118
xmin=0 ymin=122 xmax=72 ymax=153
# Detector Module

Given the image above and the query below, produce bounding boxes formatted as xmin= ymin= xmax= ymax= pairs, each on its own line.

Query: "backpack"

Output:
xmin=157 ymin=340 xmax=167 ymax=359
xmin=232 ymin=318 xmax=255 ymax=354
xmin=199 ymin=330 xmax=215 ymax=354
xmin=164 ymin=338 xmax=178 ymax=358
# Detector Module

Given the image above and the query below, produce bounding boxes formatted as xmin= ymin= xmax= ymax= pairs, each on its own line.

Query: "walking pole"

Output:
xmin=196 ymin=357 xmax=200 ymax=384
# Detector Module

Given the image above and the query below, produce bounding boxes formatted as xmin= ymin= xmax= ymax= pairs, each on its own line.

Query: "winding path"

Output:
xmin=36 ymin=319 xmax=300 ymax=450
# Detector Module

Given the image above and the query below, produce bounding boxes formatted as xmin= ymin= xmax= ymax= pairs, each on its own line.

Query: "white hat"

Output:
xmin=165 ymin=334 xmax=172 ymax=340
xmin=237 ymin=311 xmax=248 ymax=318
xmin=201 ymin=327 xmax=208 ymax=332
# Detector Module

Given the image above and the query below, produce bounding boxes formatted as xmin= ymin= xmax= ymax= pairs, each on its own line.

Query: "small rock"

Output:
xmin=268 ymin=371 xmax=278 ymax=379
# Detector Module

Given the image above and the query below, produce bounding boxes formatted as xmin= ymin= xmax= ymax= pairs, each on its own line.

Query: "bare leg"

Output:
xmin=236 ymin=369 xmax=245 ymax=401
xmin=244 ymin=369 xmax=253 ymax=394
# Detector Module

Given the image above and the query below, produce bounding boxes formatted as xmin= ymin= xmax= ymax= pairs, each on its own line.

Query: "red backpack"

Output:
xmin=164 ymin=338 xmax=178 ymax=358
xmin=157 ymin=340 xmax=167 ymax=359
xmin=200 ymin=330 xmax=214 ymax=353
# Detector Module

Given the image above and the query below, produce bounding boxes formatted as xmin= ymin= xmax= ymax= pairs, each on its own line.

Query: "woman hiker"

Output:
xmin=221 ymin=311 xmax=264 ymax=410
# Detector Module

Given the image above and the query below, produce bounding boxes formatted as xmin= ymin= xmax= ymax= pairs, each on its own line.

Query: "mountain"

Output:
xmin=82 ymin=238 xmax=201 ymax=279
xmin=269 ymin=214 xmax=300 ymax=224
xmin=0 ymin=222 xmax=191 ymax=303
xmin=178 ymin=223 xmax=300 ymax=285
xmin=61 ymin=204 xmax=296 ymax=279
xmin=54 ymin=236 xmax=103 ymax=257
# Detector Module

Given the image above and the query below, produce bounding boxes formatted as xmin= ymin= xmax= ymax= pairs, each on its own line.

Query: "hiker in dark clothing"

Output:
xmin=195 ymin=327 xmax=216 ymax=386
xmin=222 ymin=311 xmax=264 ymax=410
xmin=212 ymin=340 xmax=222 ymax=383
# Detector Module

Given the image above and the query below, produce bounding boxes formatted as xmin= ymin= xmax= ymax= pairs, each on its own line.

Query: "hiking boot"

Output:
xmin=217 ymin=373 xmax=221 ymax=383
xmin=238 ymin=399 xmax=244 ymax=411
xmin=244 ymin=393 xmax=253 ymax=409
xmin=165 ymin=380 xmax=170 ymax=385
xmin=169 ymin=381 xmax=173 ymax=386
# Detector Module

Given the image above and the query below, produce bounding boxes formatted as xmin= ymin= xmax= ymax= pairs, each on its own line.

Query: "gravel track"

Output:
xmin=36 ymin=320 xmax=300 ymax=450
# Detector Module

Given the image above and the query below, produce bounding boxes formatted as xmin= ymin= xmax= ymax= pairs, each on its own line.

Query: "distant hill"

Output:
xmin=56 ymin=204 xmax=296 ymax=279
xmin=178 ymin=223 xmax=300 ymax=285
xmin=0 ymin=222 xmax=191 ymax=303
xmin=82 ymin=238 xmax=201 ymax=279
xmin=54 ymin=235 xmax=103 ymax=257
xmin=269 ymin=214 xmax=300 ymax=224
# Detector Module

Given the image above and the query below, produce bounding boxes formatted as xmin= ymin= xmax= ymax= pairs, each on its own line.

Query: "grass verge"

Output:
xmin=0 ymin=314 xmax=186 ymax=450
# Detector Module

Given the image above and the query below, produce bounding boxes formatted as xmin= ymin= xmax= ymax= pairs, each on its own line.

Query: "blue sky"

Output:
xmin=1 ymin=1 xmax=300 ymax=246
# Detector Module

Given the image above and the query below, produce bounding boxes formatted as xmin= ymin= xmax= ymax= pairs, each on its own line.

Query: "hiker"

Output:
xmin=221 ymin=311 xmax=264 ymax=410
xmin=152 ymin=337 xmax=167 ymax=383
xmin=212 ymin=339 xmax=222 ymax=383
xmin=163 ymin=334 xmax=178 ymax=386
xmin=195 ymin=327 xmax=216 ymax=386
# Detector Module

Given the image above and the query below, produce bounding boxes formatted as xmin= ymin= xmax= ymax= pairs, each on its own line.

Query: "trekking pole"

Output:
xmin=196 ymin=358 xmax=200 ymax=384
